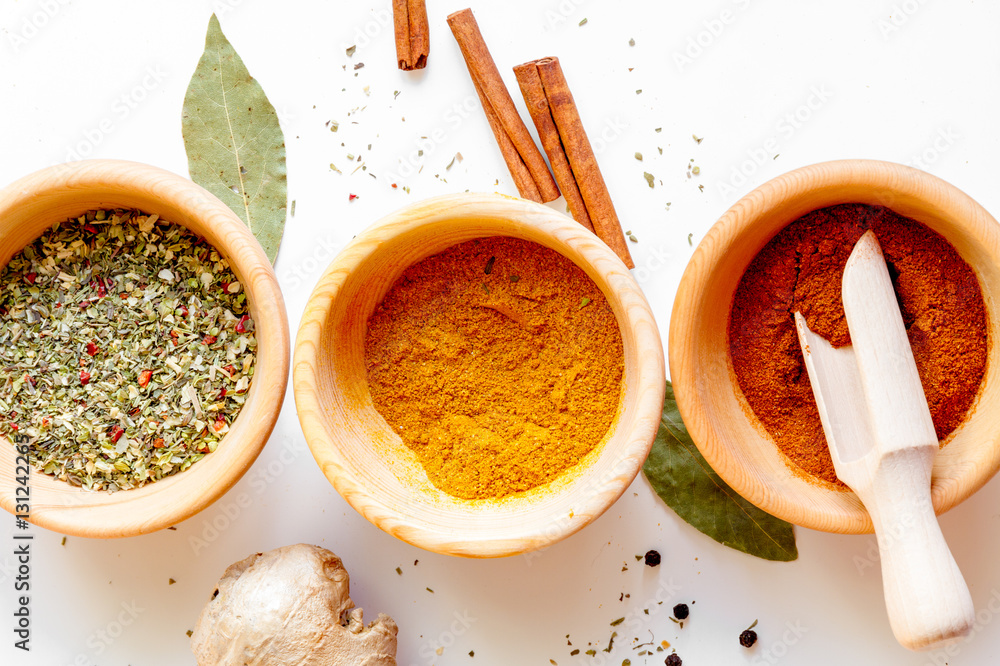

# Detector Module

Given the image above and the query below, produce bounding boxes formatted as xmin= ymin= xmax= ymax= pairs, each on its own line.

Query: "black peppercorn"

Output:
xmin=740 ymin=629 xmax=758 ymax=648
xmin=665 ymin=654 xmax=682 ymax=666
xmin=672 ymin=603 xmax=689 ymax=620
xmin=644 ymin=549 xmax=661 ymax=567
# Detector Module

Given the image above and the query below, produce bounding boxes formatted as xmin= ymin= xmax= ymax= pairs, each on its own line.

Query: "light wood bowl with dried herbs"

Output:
xmin=293 ymin=193 xmax=665 ymax=558
xmin=671 ymin=159 xmax=1000 ymax=534
xmin=0 ymin=160 xmax=289 ymax=538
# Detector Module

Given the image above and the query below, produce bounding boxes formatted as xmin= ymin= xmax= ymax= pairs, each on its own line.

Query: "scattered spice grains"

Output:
xmin=665 ymin=654 xmax=682 ymax=666
xmin=672 ymin=603 xmax=689 ymax=620
xmin=0 ymin=209 xmax=256 ymax=491
xmin=644 ymin=550 xmax=661 ymax=567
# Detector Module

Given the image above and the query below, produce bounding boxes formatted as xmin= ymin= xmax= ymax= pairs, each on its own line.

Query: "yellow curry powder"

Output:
xmin=364 ymin=236 xmax=625 ymax=500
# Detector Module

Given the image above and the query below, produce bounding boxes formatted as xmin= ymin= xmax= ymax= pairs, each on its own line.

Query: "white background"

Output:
xmin=2 ymin=0 xmax=999 ymax=664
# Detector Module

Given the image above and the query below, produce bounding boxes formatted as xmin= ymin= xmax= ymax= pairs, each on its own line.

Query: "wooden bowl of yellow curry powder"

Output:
xmin=0 ymin=161 xmax=289 ymax=538
xmin=293 ymin=193 xmax=664 ymax=557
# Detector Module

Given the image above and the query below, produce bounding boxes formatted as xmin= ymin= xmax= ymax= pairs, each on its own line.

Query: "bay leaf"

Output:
xmin=182 ymin=14 xmax=287 ymax=263
xmin=643 ymin=381 xmax=798 ymax=562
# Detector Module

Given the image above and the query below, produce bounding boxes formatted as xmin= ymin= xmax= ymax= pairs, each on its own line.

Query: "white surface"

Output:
xmin=2 ymin=0 xmax=1000 ymax=664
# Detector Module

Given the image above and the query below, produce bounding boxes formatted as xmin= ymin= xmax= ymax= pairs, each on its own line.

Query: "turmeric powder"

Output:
xmin=365 ymin=236 xmax=624 ymax=500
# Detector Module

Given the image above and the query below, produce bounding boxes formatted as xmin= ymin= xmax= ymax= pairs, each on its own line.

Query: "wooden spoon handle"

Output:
xmin=862 ymin=451 xmax=974 ymax=651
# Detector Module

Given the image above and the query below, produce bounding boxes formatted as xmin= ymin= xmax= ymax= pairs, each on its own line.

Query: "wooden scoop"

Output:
xmin=794 ymin=230 xmax=974 ymax=651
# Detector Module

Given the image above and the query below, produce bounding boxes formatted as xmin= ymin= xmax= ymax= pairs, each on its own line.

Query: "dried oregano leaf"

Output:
xmin=643 ymin=381 xmax=798 ymax=561
xmin=182 ymin=14 xmax=287 ymax=263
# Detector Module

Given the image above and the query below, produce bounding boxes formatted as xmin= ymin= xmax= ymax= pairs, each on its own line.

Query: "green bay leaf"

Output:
xmin=643 ymin=381 xmax=798 ymax=562
xmin=182 ymin=14 xmax=287 ymax=263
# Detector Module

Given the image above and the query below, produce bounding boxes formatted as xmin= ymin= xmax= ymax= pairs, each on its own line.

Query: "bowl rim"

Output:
xmin=0 ymin=159 xmax=290 ymax=537
xmin=669 ymin=158 xmax=1000 ymax=533
xmin=293 ymin=192 xmax=665 ymax=557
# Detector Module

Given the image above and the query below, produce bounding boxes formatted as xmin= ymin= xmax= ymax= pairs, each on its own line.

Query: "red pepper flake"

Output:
xmin=391 ymin=183 xmax=398 ymax=189
xmin=203 ymin=335 xmax=217 ymax=345
xmin=349 ymin=193 xmax=359 ymax=201
xmin=83 ymin=224 xmax=98 ymax=233
xmin=138 ymin=370 xmax=152 ymax=387
xmin=120 ymin=293 xmax=128 ymax=300
xmin=79 ymin=370 xmax=91 ymax=385
xmin=10 ymin=424 xmax=18 ymax=431
xmin=85 ymin=341 xmax=98 ymax=356
xmin=24 ymin=272 xmax=37 ymax=284
xmin=153 ymin=438 xmax=165 ymax=449
xmin=213 ymin=415 xmax=226 ymax=432
xmin=178 ymin=305 xmax=189 ymax=317
xmin=109 ymin=425 xmax=124 ymax=442
xmin=235 ymin=315 xmax=249 ymax=334
xmin=23 ymin=374 xmax=36 ymax=388
xmin=218 ymin=388 xmax=227 ymax=399
xmin=220 ymin=281 xmax=231 ymax=293
xmin=223 ymin=364 xmax=236 ymax=376
xmin=41 ymin=417 xmax=49 ymax=426
xmin=170 ymin=330 xmax=179 ymax=338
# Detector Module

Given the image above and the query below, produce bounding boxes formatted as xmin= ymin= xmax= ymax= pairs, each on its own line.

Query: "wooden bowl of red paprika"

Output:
xmin=293 ymin=193 xmax=665 ymax=557
xmin=671 ymin=159 xmax=1000 ymax=533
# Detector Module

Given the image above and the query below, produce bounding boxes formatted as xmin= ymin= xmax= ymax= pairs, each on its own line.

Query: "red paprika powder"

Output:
xmin=729 ymin=204 xmax=988 ymax=485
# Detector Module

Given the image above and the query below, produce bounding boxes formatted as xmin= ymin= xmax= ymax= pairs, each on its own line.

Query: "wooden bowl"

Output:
xmin=671 ymin=159 xmax=1000 ymax=534
xmin=0 ymin=160 xmax=289 ymax=537
xmin=294 ymin=193 xmax=664 ymax=557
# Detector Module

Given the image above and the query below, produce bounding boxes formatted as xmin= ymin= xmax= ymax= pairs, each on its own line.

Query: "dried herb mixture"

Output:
xmin=0 ymin=209 xmax=256 ymax=491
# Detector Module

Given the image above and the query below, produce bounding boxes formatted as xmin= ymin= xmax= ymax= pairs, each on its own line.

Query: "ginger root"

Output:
xmin=191 ymin=544 xmax=398 ymax=666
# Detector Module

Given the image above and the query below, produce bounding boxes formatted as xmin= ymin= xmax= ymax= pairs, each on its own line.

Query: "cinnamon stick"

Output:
xmin=515 ymin=57 xmax=633 ymax=268
xmin=513 ymin=62 xmax=594 ymax=234
xmin=447 ymin=9 xmax=560 ymax=204
xmin=393 ymin=0 xmax=429 ymax=70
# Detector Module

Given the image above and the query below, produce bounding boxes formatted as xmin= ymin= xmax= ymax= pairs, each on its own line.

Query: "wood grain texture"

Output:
xmin=293 ymin=193 xmax=664 ymax=557
xmin=669 ymin=159 xmax=1000 ymax=534
xmin=0 ymin=159 xmax=290 ymax=538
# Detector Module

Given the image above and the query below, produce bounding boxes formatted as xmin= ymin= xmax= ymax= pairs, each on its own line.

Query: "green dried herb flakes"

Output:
xmin=643 ymin=172 xmax=655 ymax=188
xmin=0 ymin=209 xmax=257 ymax=492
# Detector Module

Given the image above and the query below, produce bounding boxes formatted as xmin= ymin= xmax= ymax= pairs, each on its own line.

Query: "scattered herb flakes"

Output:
xmin=687 ymin=233 xmax=693 ymax=246
xmin=509 ymin=275 xmax=520 ymax=282
xmin=61 ymin=537 xmax=66 ymax=546
xmin=579 ymin=18 xmax=588 ymax=26
xmin=655 ymin=127 xmax=662 ymax=133
xmin=698 ymin=184 xmax=704 ymax=192
xmin=484 ymin=256 xmax=496 ymax=275
xmin=169 ymin=578 xmax=177 ymax=585
xmin=394 ymin=90 xmax=401 ymax=99
xmin=570 ymin=649 xmax=580 ymax=656
xmin=346 ymin=45 xmax=357 ymax=57
xmin=692 ymin=166 xmax=700 ymax=175
xmin=186 ymin=629 xmax=194 ymax=638
xmin=604 ymin=632 xmax=617 ymax=652
xmin=289 ymin=200 xmax=296 ymax=217
xmin=330 ymin=121 xmax=339 ymax=132
xmin=585 ymin=649 xmax=597 ymax=657
xmin=395 ymin=567 xmax=402 ymax=575
xmin=627 ymin=232 xmax=639 ymax=243
xmin=469 ymin=650 xmax=474 ymax=657
xmin=611 ymin=617 xmax=625 ymax=627
xmin=629 ymin=38 xmax=635 ymax=46
xmin=354 ymin=62 xmax=365 ymax=70
xmin=578 ymin=297 xmax=592 ymax=309
xmin=643 ymin=172 xmax=655 ymax=188
xmin=330 ymin=163 xmax=342 ymax=174
xmin=426 ymin=587 xmax=434 ymax=593
xmin=634 ymin=152 xmax=643 ymax=161
xmin=0 ymin=210 xmax=257 ymax=492
xmin=635 ymin=89 xmax=642 ymax=95
xmin=446 ymin=152 xmax=464 ymax=170
xmin=692 ymin=134 xmax=703 ymax=144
